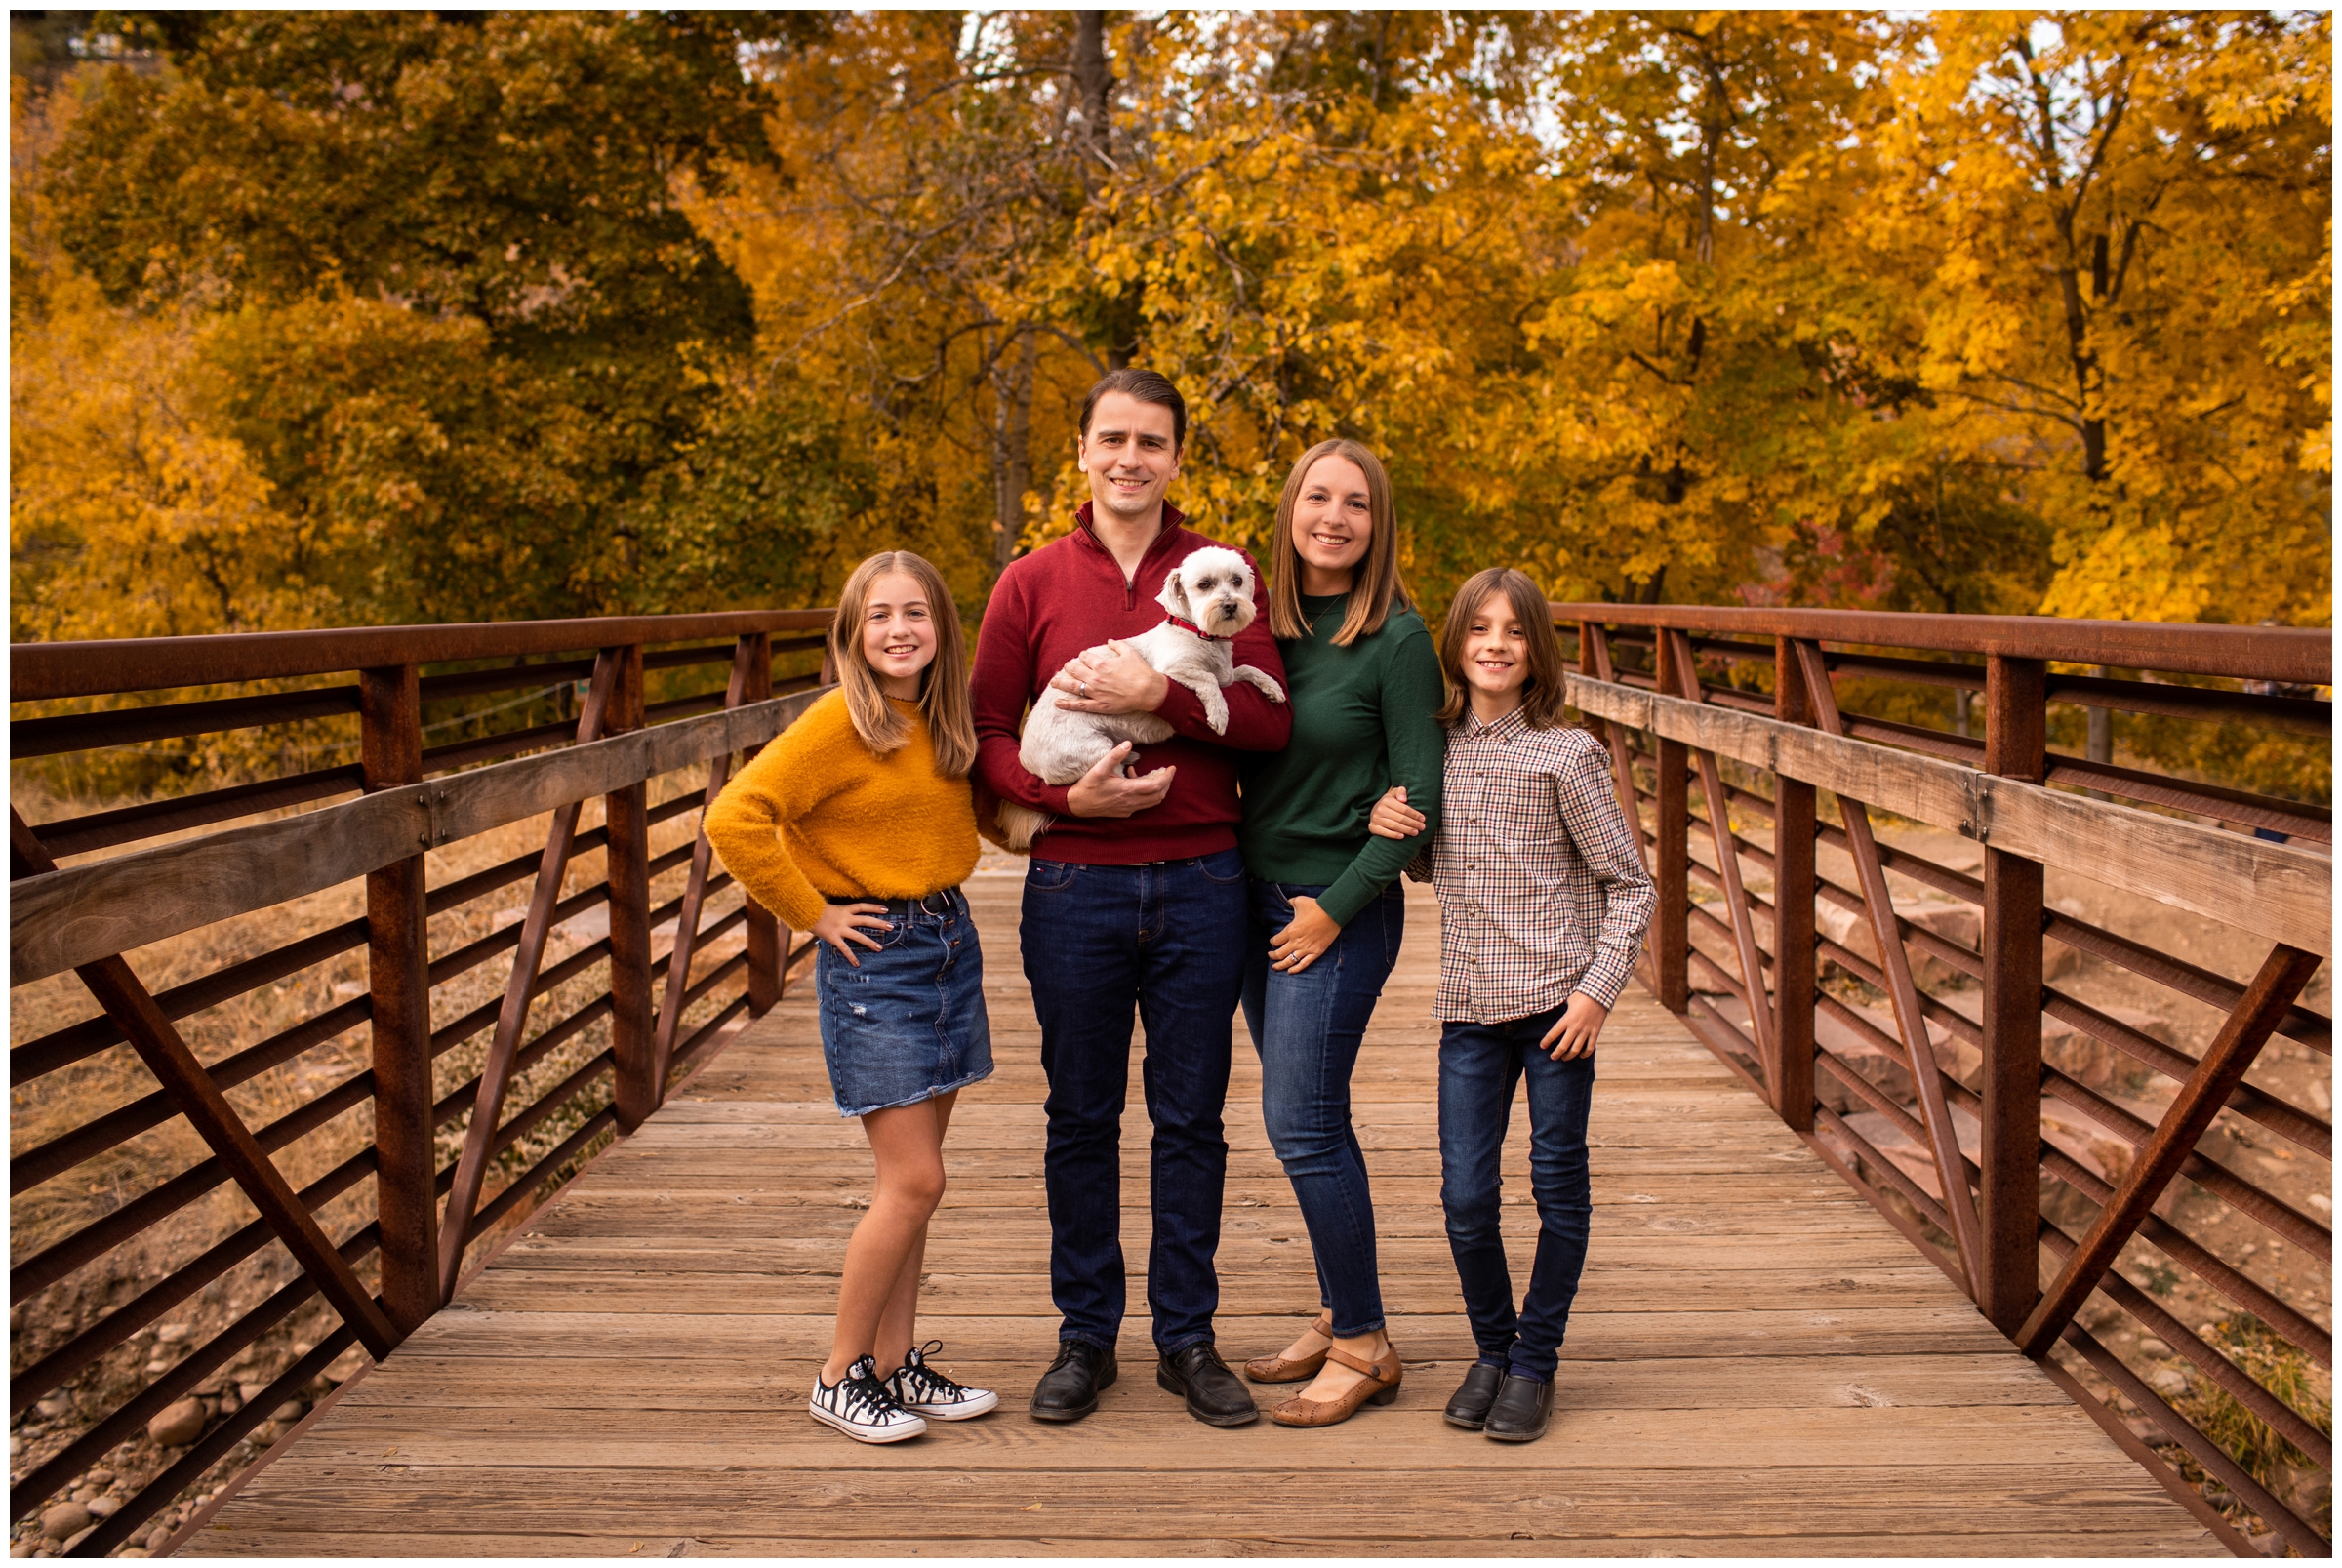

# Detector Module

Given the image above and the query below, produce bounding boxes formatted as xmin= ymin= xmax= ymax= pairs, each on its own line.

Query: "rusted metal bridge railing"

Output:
xmin=1551 ymin=605 xmax=2331 ymax=1555
xmin=10 ymin=612 xmax=834 ymax=1556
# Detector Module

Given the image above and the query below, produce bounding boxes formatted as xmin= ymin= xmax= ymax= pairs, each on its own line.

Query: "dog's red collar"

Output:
xmin=1163 ymin=613 xmax=1232 ymax=642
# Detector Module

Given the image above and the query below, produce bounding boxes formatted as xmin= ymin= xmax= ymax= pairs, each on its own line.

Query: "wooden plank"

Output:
xmin=195 ymin=881 xmax=2212 ymax=1558
xmin=9 ymin=687 xmax=827 ymax=983
xmin=1567 ymin=672 xmax=2332 ymax=955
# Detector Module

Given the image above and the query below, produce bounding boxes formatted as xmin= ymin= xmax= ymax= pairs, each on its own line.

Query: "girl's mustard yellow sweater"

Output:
xmin=705 ymin=690 xmax=979 ymax=931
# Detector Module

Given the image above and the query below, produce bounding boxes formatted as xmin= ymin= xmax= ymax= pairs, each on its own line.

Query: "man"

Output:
xmin=971 ymin=368 xmax=1291 ymax=1427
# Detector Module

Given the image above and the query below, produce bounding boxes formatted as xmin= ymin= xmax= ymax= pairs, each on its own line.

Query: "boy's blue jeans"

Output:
xmin=1022 ymin=850 xmax=1250 ymax=1354
xmin=1239 ymin=879 xmax=1406 ymax=1338
xmin=1437 ymin=1000 xmax=1595 ymax=1379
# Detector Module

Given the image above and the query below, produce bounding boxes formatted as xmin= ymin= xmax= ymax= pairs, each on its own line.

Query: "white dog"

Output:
xmin=999 ymin=545 xmax=1286 ymax=851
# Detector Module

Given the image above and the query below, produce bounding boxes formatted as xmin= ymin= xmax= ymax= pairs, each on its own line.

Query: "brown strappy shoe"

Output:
xmin=1266 ymin=1345 xmax=1402 ymax=1427
xmin=1242 ymin=1312 xmax=1334 ymax=1384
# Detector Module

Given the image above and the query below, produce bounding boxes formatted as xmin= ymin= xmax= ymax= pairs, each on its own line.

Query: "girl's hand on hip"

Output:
xmin=1051 ymin=640 xmax=1169 ymax=715
xmin=1541 ymin=992 xmax=1609 ymax=1060
xmin=812 ymin=901 xmax=892 ymax=968
xmin=1270 ymin=895 xmax=1342 ymax=974
xmin=1366 ymin=784 xmax=1427 ymax=840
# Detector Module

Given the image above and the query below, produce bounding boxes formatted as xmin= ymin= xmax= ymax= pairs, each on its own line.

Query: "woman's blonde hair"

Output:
xmin=1267 ymin=438 xmax=1409 ymax=646
xmin=1434 ymin=568 xmax=1569 ymax=730
xmin=829 ymin=550 xmax=977 ymax=777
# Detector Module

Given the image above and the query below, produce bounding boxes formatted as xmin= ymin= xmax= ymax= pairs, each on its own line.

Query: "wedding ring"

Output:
xmin=1078 ymin=681 xmax=1089 ymax=697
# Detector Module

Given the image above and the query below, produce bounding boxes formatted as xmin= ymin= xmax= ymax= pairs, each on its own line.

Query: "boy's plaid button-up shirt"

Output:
xmin=1409 ymin=707 xmax=1656 ymax=1024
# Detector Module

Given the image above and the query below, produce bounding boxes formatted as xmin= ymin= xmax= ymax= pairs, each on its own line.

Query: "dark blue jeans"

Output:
xmin=1438 ymin=1002 xmax=1595 ymax=1379
xmin=1240 ymin=879 xmax=1404 ymax=1338
xmin=1023 ymin=849 xmax=1250 ymax=1354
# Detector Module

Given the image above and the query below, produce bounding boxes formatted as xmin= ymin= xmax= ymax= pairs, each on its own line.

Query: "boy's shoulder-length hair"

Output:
xmin=1267 ymin=437 xmax=1412 ymax=648
xmin=1434 ymin=567 xmax=1570 ymax=730
xmin=828 ymin=550 xmax=978 ymax=777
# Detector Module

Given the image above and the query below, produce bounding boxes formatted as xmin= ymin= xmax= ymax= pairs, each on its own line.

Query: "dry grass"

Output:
xmin=8 ymin=764 xmax=750 ymax=1555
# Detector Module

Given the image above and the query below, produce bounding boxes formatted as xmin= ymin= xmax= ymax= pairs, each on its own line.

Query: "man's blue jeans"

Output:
xmin=1022 ymin=849 xmax=1250 ymax=1353
xmin=1438 ymin=1002 xmax=1595 ymax=1379
xmin=1239 ymin=879 xmax=1404 ymax=1338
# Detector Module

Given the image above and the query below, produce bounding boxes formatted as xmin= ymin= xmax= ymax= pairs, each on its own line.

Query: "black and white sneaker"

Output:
xmin=888 ymin=1341 xmax=1000 ymax=1420
xmin=809 ymin=1354 xmax=928 ymax=1443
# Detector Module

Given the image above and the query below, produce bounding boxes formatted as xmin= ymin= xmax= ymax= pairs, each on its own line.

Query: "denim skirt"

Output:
xmin=815 ymin=887 xmax=994 ymax=1118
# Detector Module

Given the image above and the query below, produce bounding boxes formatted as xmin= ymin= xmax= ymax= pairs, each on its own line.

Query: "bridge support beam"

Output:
xmin=606 ymin=645 xmax=659 ymax=1131
xmin=1652 ymin=633 xmax=1689 ymax=1012
xmin=1772 ymin=638 xmax=1817 ymax=1132
xmin=362 ymin=663 xmax=437 ymax=1337
xmin=1980 ymin=654 xmax=2046 ymax=1336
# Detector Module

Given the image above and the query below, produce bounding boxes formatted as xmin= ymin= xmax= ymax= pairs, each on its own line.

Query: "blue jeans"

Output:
xmin=1023 ymin=849 xmax=1250 ymax=1353
xmin=1438 ymin=1002 xmax=1595 ymax=1379
xmin=1240 ymin=879 xmax=1404 ymax=1338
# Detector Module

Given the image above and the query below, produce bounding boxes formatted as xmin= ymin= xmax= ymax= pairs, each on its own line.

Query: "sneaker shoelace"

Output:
xmin=901 ymin=1342 xmax=973 ymax=1402
xmin=833 ymin=1358 xmax=909 ymax=1424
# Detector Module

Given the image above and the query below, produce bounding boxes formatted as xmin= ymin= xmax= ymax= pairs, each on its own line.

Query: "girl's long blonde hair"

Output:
xmin=1267 ymin=438 xmax=1410 ymax=646
xmin=829 ymin=551 xmax=977 ymax=777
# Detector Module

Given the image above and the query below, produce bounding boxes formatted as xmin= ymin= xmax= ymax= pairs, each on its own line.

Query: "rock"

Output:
xmin=66 ymin=1493 xmax=93 ymax=1507
xmin=38 ymin=1506 xmax=88 ymax=1543
xmin=84 ymin=1499 xmax=118 ymax=1520
xmin=116 ymin=1551 xmax=149 ymax=1560
xmin=323 ymin=1346 xmax=369 ymax=1384
xmin=143 ymin=1527 xmax=171 ymax=1552
xmin=154 ymin=1324 xmax=189 ymax=1345
xmin=9 ymin=1540 xmax=32 ymax=1557
xmin=236 ymin=1383 xmax=269 ymax=1406
xmin=2149 ymin=1367 xmax=2190 ymax=1397
xmin=2137 ymin=1337 xmax=2172 ymax=1358
xmin=1816 ymin=895 xmax=1982 ymax=988
xmin=271 ymin=1401 xmax=306 ymax=1424
xmin=34 ymin=1398 xmax=70 ymax=1419
xmin=80 ymin=1472 xmax=110 ymax=1489
xmin=2041 ymin=1006 xmax=2174 ymax=1093
xmin=60 ymin=1530 xmax=92 ymax=1555
xmin=146 ymin=1397 xmax=206 ymax=1448
xmin=217 ymin=1396 xmax=241 ymax=1418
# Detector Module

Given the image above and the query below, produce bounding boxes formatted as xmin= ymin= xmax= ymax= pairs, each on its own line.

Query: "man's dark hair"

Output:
xmin=1079 ymin=368 xmax=1187 ymax=452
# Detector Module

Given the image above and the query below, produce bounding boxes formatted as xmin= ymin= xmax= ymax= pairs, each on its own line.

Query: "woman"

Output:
xmin=1235 ymin=439 xmax=1446 ymax=1427
xmin=706 ymin=550 xmax=999 ymax=1444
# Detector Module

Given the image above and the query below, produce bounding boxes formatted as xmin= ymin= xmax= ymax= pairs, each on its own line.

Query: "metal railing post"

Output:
xmin=739 ymin=631 xmax=785 ymax=1014
xmin=359 ymin=663 xmax=436 ymax=1335
xmin=1981 ymin=654 xmax=2047 ymax=1336
xmin=1653 ymin=631 xmax=1690 ymax=1013
xmin=1772 ymin=638 xmax=1818 ymax=1131
xmin=605 ymin=644 xmax=658 ymax=1129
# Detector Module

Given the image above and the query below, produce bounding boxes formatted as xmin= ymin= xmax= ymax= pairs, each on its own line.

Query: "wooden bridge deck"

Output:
xmin=189 ymin=878 xmax=2217 ymax=1557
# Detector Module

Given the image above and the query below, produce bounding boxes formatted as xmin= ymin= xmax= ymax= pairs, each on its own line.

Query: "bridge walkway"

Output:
xmin=186 ymin=879 xmax=2217 ymax=1556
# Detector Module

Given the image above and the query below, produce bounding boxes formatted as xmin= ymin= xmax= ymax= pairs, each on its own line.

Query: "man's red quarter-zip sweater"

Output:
xmin=971 ymin=502 xmax=1292 ymax=865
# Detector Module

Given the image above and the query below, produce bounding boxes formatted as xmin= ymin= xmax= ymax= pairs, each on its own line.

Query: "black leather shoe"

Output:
xmin=1029 ymin=1340 xmax=1116 ymax=1423
xmin=1442 ymin=1362 xmax=1507 ymax=1429
xmin=1482 ymin=1371 xmax=1555 ymax=1442
xmin=1156 ymin=1342 xmax=1259 ymax=1427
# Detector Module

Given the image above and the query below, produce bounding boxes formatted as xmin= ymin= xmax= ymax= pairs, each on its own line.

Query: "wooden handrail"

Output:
xmin=1548 ymin=602 xmax=2332 ymax=684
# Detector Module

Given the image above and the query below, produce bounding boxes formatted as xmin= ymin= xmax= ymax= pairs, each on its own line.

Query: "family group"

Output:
xmin=704 ymin=369 xmax=1656 ymax=1450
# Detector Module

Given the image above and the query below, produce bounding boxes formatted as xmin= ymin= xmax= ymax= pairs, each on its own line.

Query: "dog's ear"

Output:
xmin=1155 ymin=565 xmax=1191 ymax=621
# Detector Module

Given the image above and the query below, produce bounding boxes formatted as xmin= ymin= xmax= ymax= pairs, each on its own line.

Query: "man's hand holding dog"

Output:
xmin=1051 ymin=641 xmax=1168 ymax=716
xmin=1066 ymin=741 xmax=1175 ymax=818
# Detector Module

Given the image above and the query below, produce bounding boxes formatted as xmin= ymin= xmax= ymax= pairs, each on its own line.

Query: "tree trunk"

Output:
xmin=990 ymin=331 xmax=1037 ymax=579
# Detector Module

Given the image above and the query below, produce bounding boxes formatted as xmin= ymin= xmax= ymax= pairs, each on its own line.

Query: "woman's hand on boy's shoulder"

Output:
xmin=1540 ymin=992 xmax=1610 ymax=1061
xmin=1366 ymin=784 xmax=1428 ymax=840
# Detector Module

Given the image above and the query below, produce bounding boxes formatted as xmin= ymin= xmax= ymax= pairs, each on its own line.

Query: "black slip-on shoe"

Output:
xmin=1482 ymin=1371 xmax=1555 ymax=1442
xmin=1442 ymin=1362 xmax=1507 ymax=1430
xmin=1156 ymin=1342 xmax=1259 ymax=1427
xmin=1029 ymin=1340 xmax=1116 ymax=1423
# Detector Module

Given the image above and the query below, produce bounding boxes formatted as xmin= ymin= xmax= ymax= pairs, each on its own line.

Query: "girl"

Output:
xmin=1234 ymin=439 xmax=1446 ymax=1427
xmin=706 ymin=550 xmax=999 ymax=1445
xmin=1367 ymin=567 xmax=1654 ymax=1442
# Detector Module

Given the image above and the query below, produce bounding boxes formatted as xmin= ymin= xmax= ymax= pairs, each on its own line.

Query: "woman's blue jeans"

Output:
xmin=1438 ymin=1001 xmax=1595 ymax=1379
xmin=1239 ymin=879 xmax=1405 ymax=1338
